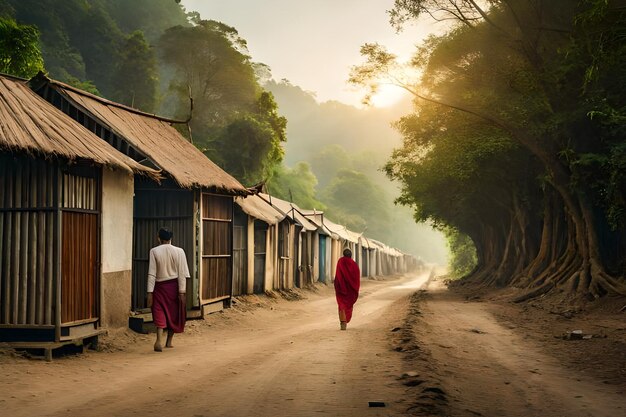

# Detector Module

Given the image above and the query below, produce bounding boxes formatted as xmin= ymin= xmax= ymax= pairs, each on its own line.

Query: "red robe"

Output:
xmin=334 ymin=256 xmax=361 ymax=323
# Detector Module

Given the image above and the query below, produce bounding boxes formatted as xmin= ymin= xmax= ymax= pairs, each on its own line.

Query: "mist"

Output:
xmin=265 ymin=80 xmax=448 ymax=264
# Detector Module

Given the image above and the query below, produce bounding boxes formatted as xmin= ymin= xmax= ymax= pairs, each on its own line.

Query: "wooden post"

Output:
xmin=246 ymin=216 xmax=254 ymax=295
xmin=55 ymin=167 xmax=62 ymax=342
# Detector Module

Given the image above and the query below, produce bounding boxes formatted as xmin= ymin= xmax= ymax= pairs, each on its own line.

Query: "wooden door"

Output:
xmin=253 ymin=221 xmax=267 ymax=294
xmin=60 ymin=171 xmax=99 ymax=324
xmin=200 ymin=194 xmax=233 ymax=302
xmin=232 ymin=225 xmax=246 ymax=296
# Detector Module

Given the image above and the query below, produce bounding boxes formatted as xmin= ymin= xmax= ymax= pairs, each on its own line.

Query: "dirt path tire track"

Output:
xmin=406 ymin=278 xmax=626 ymax=417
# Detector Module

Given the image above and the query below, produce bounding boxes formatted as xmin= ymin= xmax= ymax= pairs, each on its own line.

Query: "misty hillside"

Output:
xmin=265 ymin=79 xmax=407 ymax=165
xmin=0 ymin=0 xmax=446 ymax=263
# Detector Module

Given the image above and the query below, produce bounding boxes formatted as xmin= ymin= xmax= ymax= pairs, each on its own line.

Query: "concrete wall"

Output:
xmin=100 ymin=169 xmax=134 ymax=328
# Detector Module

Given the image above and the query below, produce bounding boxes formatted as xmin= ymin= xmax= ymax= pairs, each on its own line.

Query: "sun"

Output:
xmin=369 ymin=83 xmax=407 ymax=108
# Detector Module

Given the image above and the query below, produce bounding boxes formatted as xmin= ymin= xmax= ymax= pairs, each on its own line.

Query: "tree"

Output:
xmin=111 ymin=30 xmax=158 ymax=112
xmin=160 ymin=20 xmax=286 ymax=185
xmin=159 ymin=20 xmax=259 ymax=127
xmin=310 ymin=145 xmax=351 ymax=189
xmin=0 ymin=16 xmax=44 ymax=77
xmin=444 ymin=227 xmax=477 ymax=279
xmin=268 ymin=162 xmax=326 ymax=210
xmin=321 ymin=169 xmax=392 ymax=241
xmin=353 ymin=0 xmax=626 ymax=301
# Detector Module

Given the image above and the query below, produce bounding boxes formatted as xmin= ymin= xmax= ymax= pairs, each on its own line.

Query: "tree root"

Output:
xmin=513 ymin=281 xmax=554 ymax=303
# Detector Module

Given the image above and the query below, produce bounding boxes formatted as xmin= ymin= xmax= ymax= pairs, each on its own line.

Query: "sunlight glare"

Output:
xmin=370 ymin=83 xmax=407 ymax=108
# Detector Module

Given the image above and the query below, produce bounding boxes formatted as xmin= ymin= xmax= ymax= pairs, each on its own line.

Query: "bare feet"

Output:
xmin=166 ymin=330 xmax=174 ymax=348
xmin=340 ymin=321 xmax=347 ymax=330
xmin=155 ymin=328 xmax=164 ymax=351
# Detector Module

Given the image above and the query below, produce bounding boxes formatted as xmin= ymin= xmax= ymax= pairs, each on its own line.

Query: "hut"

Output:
xmin=0 ymin=74 xmax=158 ymax=354
xmin=30 ymin=73 xmax=249 ymax=322
xmin=233 ymin=194 xmax=285 ymax=294
xmin=259 ymin=195 xmax=318 ymax=289
xmin=322 ymin=218 xmax=360 ymax=279
xmin=299 ymin=210 xmax=334 ymax=283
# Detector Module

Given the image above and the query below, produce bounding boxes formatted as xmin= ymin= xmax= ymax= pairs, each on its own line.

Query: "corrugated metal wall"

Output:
xmin=253 ymin=221 xmax=268 ymax=293
xmin=200 ymin=193 xmax=233 ymax=302
xmin=0 ymin=155 xmax=57 ymax=326
xmin=232 ymin=209 xmax=247 ymax=296
xmin=1 ymin=155 xmax=101 ymax=329
xmin=132 ymin=178 xmax=194 ymax=310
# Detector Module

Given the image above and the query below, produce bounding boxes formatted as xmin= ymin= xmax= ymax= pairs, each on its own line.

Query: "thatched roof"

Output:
xmin=35 ymin=74 xmax=247 ymax=194
xmin=236 ymin=194 xmax=286 ymax=225
xmin=0 ymin=74 xmax=158 ymax=177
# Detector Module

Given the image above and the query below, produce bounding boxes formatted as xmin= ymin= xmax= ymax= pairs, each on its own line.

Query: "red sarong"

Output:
xmin=151 ymin=279 xmax=186 ymax=333
xmin=334 ymin=257 xmax=361 ymax=323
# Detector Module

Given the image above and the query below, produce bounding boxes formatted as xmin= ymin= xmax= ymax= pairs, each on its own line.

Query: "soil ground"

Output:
xmin=0 ymin=270 xmax=624 ymax=416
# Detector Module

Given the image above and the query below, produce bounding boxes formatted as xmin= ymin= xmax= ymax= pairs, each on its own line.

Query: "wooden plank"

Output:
xmin=0 ymin=324 xmax=55 ymax=329
xmin=3 ymin=212 xmax=12 ymax=324
xmin=0 ymin=158 xmax=4 ymax=319
xmin=36 ymin=211 xmax=45 ymax=324
xmin=17 ymin=193 xmax=30 ymax=323
xmin=11 ymin=202 xmax=20 ymax=323
xmin=55 ymin=168 xmax=61 ymax=342
xmin=28 ymin=210 xmax=36 ymax=324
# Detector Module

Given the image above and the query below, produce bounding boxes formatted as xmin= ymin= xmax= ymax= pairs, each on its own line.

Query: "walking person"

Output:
xmin=334 ymin=248 xmax=361 ymax=330
xmin=146 ymin=227 xmax=190 ymax=351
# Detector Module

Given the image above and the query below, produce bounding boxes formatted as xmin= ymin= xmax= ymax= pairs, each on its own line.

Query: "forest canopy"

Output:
xmin=351 ymin=0 xmax=626 ymax=301
xmin=0 ymin=0 xmax=443 ymax=260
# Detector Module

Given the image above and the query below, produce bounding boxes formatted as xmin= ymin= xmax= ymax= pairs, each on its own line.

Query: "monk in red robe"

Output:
xmin=334 ymin=248 xmax=361 ymax=330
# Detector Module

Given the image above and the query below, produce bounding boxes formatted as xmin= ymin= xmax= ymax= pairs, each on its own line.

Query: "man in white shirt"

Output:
xmin=147 ymin=227 xmax=190 ymax=352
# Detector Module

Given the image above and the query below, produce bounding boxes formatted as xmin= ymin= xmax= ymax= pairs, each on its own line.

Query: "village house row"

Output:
xmin=0 ymin=72 xmax=418 ymax=352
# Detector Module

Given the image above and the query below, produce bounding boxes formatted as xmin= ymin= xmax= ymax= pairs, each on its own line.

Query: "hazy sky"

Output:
xmin=181 ymin=0 xmax=438 ymax=106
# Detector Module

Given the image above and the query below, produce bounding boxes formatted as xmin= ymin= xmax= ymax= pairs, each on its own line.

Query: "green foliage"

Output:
xmin=0 ymin=16 xmax=44 ymax=77
xmin=211 ymin=109 xmax=284 ymax=185
xmin=373 ymin=0 xmax=626 ymax=280
xmin=310 ymin=145 xmax=351 ymax=189
xmin=111 ymin=30 xmax=158 ymax=112
xmin=4 ymin=0 xmax=185 ymax=98
xmin=64 ymin=76 xmax=101 ymax=96
xmin=159 ymin=20 xmax=258 ymax=126
xmin=160 ymin=20 xmax=285 ymax=185
xmin=102 ymin=0 xmax=188 ymax=43
xmin=268 ymin=162 xmax=326 ymax=210
xmin=66 ymin=2 xmax=124 ymax=97
xmin=444 ymin=227 xmax=477 ymax=279
xmin=321 ymin=169 xmax=392 ymax=240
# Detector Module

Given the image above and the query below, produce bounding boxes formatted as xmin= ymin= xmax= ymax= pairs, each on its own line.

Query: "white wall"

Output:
xmin=101 ymin=169 xmax=134 ymax=273
xmin=100 ymin=169 xmax=134 ymax=328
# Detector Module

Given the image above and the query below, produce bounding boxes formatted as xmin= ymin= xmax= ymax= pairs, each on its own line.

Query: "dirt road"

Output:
xmin=0 ymin=272 xmax=430 ymax=417
xmin=404 ymin=279 xmax=626 ymax=417
xmin=1 ymin=272 xmax=624 ymax=417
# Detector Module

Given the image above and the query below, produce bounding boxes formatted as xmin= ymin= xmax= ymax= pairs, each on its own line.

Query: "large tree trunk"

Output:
xmin=512 ymin=177 xmax=626 ymax=302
